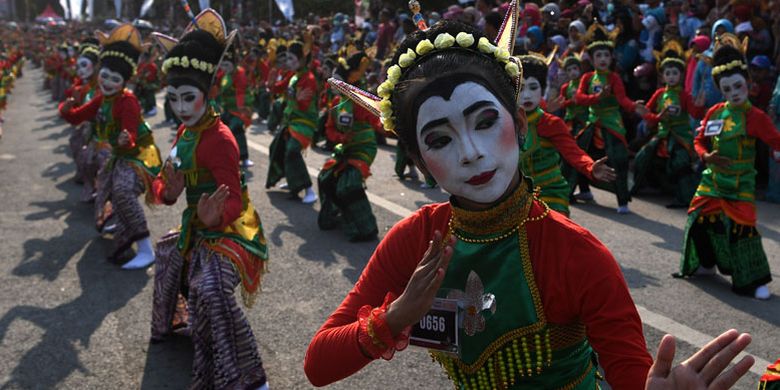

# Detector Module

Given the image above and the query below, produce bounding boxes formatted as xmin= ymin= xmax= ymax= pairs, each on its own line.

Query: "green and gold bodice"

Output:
xmin=331 ymin=99 xmax=377 ymax=167
xmin=695 ymin=102 xmax=757 ymax=202
xmin=219 ymin=71 xmax=239 ymax=111
xmin=433 ymin=181 xmax=596 ymax=390
xmin=171 ymin=110 xmax=268 ymax=261
xmin=283 ymin=70 xmax=318 ymax=136
xmin=586 ymin=71 xmax=624 ymax=134
xmin=564 ymin=79 xmax=588 ymax=124
xmin=655 ymin=86 xmax=692 ymax=143
xmin=520 ymin=109 xmax=570 ymax=214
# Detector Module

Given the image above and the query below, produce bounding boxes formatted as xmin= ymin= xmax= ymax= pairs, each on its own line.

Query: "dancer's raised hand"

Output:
xmin=163 ymin=161 xmax=185 ymax=201
xmin=645 ymin=329 xmax=754 ymax=390
xmin=592 ymin=157 xmax=616 ymax=182
xmin=197 ymin=184 xmax=229 ymax=228
xmin=386 ymin=230 xmax=455 ymax=336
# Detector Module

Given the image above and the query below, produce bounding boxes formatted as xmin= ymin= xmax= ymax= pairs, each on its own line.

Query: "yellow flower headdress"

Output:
xmin=653 ymin=39 xmax=686 ymax=70
xmin=583 ymin=19 xmax=619 ymax=51
xmin=95 ymin=24 xmax=147 ymax=70
xmin=327 ymin=0 xmax=523 ymax=135
xmin=711 ymin=33 xmax=749 ymax=77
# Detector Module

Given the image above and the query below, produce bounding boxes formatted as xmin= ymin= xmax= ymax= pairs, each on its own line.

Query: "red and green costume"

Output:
xmin=305 ymin=179 xmax=653 ymax=389
xmin=134 ymin=60 xmax=159 ymax=113
xmin=265 ymin=67 xmax=318 ymax=192
xmin=317 ymin=96 xmax=380 ymax=240
xmin=521 ymin=108 xmax=596 ymax=215
xmin=216 ymin=66 xmax=252 ymax=161
xmin=760 ymin=359 xmax=780 ymax=390
xmin=678 ymin=101 xmax=780 ymax=294
xmin=575 ymin=70 xmax=637 ymax=206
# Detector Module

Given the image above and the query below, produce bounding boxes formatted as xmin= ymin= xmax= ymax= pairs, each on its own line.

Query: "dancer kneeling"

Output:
xmin=149 ymin=11 xmax=270 ymax=389
xmin=305 ymin=7 xmax=754 ymax=389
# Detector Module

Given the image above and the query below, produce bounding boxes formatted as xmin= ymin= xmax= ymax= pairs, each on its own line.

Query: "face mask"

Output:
xmin=167 ymin=85 xmax=207 ymax=127
xmin=718 ymin=73 xmax=749 ymax=105
xmin=663 ymin=67 xmax=681 ymax=86
xmin=416 ymin=82 xmax=519 ymax=204
xmin=519 ymin=76 xmax=543 ymax=112
xmin=98 ymin=67 xmax=124 ymax=96
xmin=592 ymin=49 xmax=612 ymax=71
xmin=76 ymin=57 xmax=94 ymax=81
xmin=565 ymin=65 xmax=581 ymax=81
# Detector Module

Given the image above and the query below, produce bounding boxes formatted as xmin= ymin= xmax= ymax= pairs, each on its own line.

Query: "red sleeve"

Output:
xmin=694 ymin=105 xmax=720 ymax=159
xmin=151 ymin=126 xmax=185 ymax=205
xmin=270 ymin=71 xmax=293 ymax=95
xmin=146 ymin=63 xmax=158 ymax=83
xmin=529 ymin=210 xmax=652 ymax=390
xmin=610 ymin=72 xmax=636 ymax=113
xmin=198 ymin=122 xmax=243 ymax=229
xmin=304 ymin=205 xmax=447 ymax=387
xmin=113 ymin=93 xmax=142 ymax=149
xmin=643 ymin=88 xmax=663 ymax=126
xmin=296 ymin=72 xmax=317 ymax=112
xmin=234 ymin=68 xmax=248 ymax=109
xmin=538 ymin=114 xmax=595 ymax=180
xmin=559 ymin=82 xmax=572 ymax=108
xmin=59 ymin=93 xmax=102 ymax=125
xmin=681 ymin=90 xmax=706 ymax=120
xmin=574 ymin=72 xmax=600 ymax=106
xmin=747 ymin=107 xmax=780 ymax=151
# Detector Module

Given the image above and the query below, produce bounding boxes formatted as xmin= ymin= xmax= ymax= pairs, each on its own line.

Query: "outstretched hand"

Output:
xmin=592 ymin=157 xmax=616 ymax=182
xmin=163 ymin=161 xmax=185 ymax=201
xmin=197 ymin=184 xmax=229 ymax=228
xmin=645 ymin=330 xmax=754 ymax=390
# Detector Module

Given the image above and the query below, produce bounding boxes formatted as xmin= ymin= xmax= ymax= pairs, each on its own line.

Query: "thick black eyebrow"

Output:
xmin=420 ymin=118 xmax=449 ymax=135
xmin=463 ymin=100 xmax=495 ymax=117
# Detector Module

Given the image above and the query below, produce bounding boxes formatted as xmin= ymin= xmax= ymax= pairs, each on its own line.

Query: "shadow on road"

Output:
xmin=681 ymin=275 xmax=780 ymax=328
xmin=138 ymin=336 xmax=193 ymax=389
xmin=266 ymin=191 xmax=377 ymax=283
xmin=0 ymin=238 xmax=148 ymax=389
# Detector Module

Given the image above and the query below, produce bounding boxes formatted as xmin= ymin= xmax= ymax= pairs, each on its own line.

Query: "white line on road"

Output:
xmin=245 ymin=137 xmax=771 ymax=376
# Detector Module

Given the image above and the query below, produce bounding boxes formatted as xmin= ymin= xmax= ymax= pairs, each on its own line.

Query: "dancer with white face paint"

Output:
xmin=516 ymin=55 xmax=615 ymax=216
xmin=216 ymin=52 xmax=254 ymax=168
xmin=65 ymin=38 xmax=100 ymax=190
xmin=574 ymin=22 xmax=648 ymax=214
xmin=59 ymin=24 xmax=162 ymax=270
xmin=149 ymin=12 xmax=270 ymax=388
xmin=306 ymin=9 xmax=754 ymax=389
xmin=676 ymin=35 xmax=780 ymax=300
xmin=633 ymin=42 xmax=706 ymax=208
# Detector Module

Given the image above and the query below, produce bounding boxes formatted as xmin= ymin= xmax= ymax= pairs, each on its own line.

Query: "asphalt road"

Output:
xmin=0 ymin=66 xmax=777 ymax=389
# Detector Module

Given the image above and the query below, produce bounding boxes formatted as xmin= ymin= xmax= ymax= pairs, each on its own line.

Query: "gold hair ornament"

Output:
xmin=711 ymin=59 xmax=748 ymax=77
xmin=161 ymin=55 xmax=216 ymax=74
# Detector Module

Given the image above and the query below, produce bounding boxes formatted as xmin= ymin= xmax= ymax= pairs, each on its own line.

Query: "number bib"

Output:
xmin=410 ymin=298 xmax=460 ymax=354
xmin=704 ymin=119 xmax=724 ymax=136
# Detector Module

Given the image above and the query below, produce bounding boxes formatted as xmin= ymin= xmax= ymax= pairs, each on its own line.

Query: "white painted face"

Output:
xmin=519 ymin=76 xmax=543 ymax=112
xmin=167 ymin=85 xmax=207 ymax=127
xmin=663 ymin=67 xmax=681 ymax=86
xmin=592 ymin=49 xmax=612 ymax=71
xmin=565 ymin=64 xmax=581 ymax=81
xmin=98 ymin=67 xmax=124 ymax=96
xmin=718 ymin=73 xmax=749 ymax=105
xmin=416 ymin=82 xmax=519 ymax=204
xmin=76 ymin=57 xmax=94 ymax=81
xmin=219 ymin=60 xmax=235 ymax=74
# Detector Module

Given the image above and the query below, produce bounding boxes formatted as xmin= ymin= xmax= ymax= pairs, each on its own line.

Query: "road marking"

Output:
xmin=246 ymin=137 xmax=770 ymax=376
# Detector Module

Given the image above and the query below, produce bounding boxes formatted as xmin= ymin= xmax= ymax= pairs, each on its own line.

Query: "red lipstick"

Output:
xmin=466 ymin=170 xmax=496 ymax=185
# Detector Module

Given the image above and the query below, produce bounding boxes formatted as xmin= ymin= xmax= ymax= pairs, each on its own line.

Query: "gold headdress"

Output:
xmin=653 ymin=39 xmax=686 ymax=70
xmin=95 ymin=24 xmax=147 ymax=70
xmin=711 ymin=33 xmax=749 ymax=78
xmin=327 ymin=0 xmax=523 ymax=135
xmin=583 ymin=19 xmax=619 ymax=51
xmin=557 ymin=51 xmax=582 ymax=69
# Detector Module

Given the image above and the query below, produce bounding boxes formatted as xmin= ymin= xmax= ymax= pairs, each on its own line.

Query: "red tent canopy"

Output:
xmin=35 ymin=5 xmax=63 ymax=22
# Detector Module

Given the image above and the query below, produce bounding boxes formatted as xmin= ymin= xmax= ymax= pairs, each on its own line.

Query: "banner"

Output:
xmin=114 ymin=0 xmax=122 ymax=19
xmin=198 ymin=0 xmax=209 ymax=12
xmin=274 ymin=0 xmax=293 ymax=21
xmin=87 ymin=0 xmax=94 ymax=20
xmin=59 ymin=0 xmax=69 ymax=19
xmin=140 ymin=0 xmax=154 ymax=17
xmin=69 ymin=0 xmax=83 ymax=20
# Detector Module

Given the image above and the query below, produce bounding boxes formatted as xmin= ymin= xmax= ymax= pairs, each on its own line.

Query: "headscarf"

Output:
xmin=527 ymin=26 xmax=544 ymax=50
xmin=520 ymin=3 xmax=541 ymax=36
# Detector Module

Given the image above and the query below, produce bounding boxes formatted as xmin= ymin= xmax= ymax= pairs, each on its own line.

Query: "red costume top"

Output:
xmin=59 ymin=89 xmax=142 ymax=149
xmin=574 ymin=71 xmax=636 ymax=112
xmin=535 ymin=111 xmax=596 ymax=180
xmin=151 ymin=119 xmax=242 ymax=231
xmin=693 ymin=103 xmax=780 ymax=160
xmin=136 ymin=61 xmax=158 ymax=86
xmin=324 ymin=95 xmax=381 ymax=144
xmin=304 ymin=200 xmax=652 ymax=389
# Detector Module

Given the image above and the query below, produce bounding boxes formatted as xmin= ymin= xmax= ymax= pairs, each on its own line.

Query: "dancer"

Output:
xmin=676 ymin=35 xmax=780 ymax=300
xmin=517 ymin=54 xmax=615 ymax=215
xmin=304 ymin=6 xmax=753 ymax=389
xmin=633 ymin=41 xmax=706 ymax=208
xmin=574 ymin=21 xmax=648 ymax=214
xmin=265 ymin=40 xmax=318 ymax=204
xmin=149 ymin=10 xmax=270 ymax=388
xmin=67 ymin=38 xmax=100 ymax=185
xmin=216 ymin=48 xmax=254 ymax=168
xmin=60 ymin=24 xmax=162 ymax=269
xmin=134 ymin=51 xmax=159 ymax=117
xmin=318 ymin=50 xmax=380 ymax=241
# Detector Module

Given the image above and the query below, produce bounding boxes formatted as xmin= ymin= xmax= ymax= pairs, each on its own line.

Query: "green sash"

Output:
xmin=521 ymin=108 xmax=570 ymax=214
xmin=695 ymin=102 xmax=756 ymax=202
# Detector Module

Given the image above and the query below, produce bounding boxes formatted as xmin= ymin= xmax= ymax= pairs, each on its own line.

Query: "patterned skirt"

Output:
xmin=151 ymin=232 xmax=268 ymax=389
